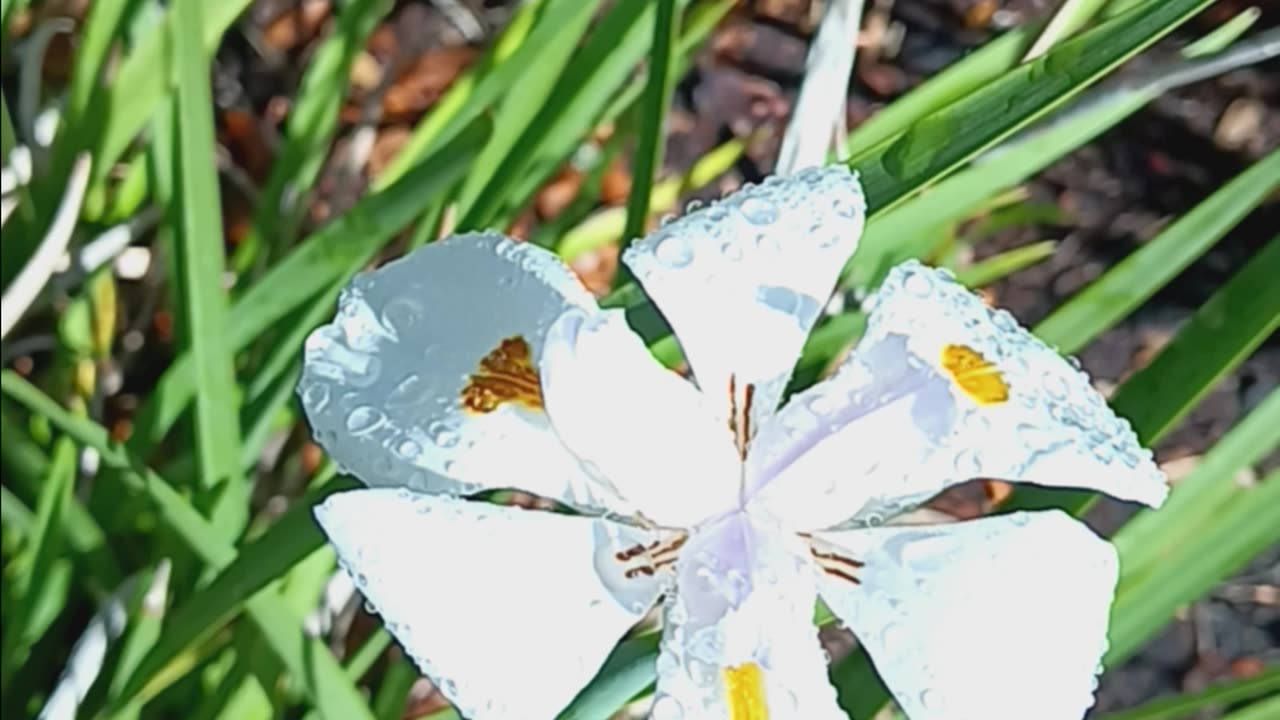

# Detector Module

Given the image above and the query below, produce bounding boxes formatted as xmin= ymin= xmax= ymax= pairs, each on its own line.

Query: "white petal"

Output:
xmin=652 ymin=512 xmax=845 ymax=720
xmin=315 ymin=489 xmax=665 ymax=720
xmin=813 ymin=511 xmax=1118 ymax=720
xmin=299 ymin=233 xmax=624 ymax=512
xmin=623 ymin=166 xmax=865 ymax=432
xmin=745 ymin=334 xmax=958 ymax=530
xmin=539 ymin=309 xmax=740 ymax=526
xmin=861 ymin=261 xmax=1167 ymax=512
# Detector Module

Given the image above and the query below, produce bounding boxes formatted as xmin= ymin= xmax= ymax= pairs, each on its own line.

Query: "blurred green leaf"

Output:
xmin=1036 ymin=149 xmax=1280 ymax=354
xmin=235 ymin=0 xmax=396 ymax=273
xmin=459 ymin=0 xmax=687 ymax=229
xmin=1101 ymin=654 xmax=1279 ymax=719
xmin=1 ymin=437 xmax=75 ymax=684
xmin=126 ymin=120 xmax=488 ymax=459
xmin=0 ymin=373 xmax=374 ymax=719
xmin=620 ymin=0 xmax=680 ymax=269
xmin=166 ymin=0 xmax=244 ymax=536
xmin=1004 ymin=235 xmax=1280 ymax=515
xmin=1223 ymin=694 xmax=1280 ymax=720
xmin=850 ymin=0 xmax=1213 ymax=214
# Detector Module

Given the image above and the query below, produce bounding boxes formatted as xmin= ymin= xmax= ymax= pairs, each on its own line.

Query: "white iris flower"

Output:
xmin=299 ymin=166 xmax=1167 ymax=720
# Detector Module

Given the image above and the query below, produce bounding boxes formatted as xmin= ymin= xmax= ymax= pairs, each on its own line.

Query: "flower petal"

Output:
xmin=745 ymin=334 xmax=958 ymax=530
xmin=751 ymin=261 xmax=1168 ymax=529
xmin=314 ymin=489 xmax=665 ymax=720
xmin=812 ymin=511 xmax=1117 ymax=720
xmin=539 ymin=308 xmax=740 ymax=526
xmin=623 ymin=166 xmax=865 ymax=433
xmin=299 ymin=233 xmax=624 ymax=512
xmin=653 ymin=512 xmax=845 ymax=720
xmin=857 ymin=260 xmax=1168 ymax=511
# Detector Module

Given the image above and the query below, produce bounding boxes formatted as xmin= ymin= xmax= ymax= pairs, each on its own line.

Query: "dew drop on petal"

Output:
xmin=651 ymin=695 xmax=685 ymax=720
xmin=300 ymin=382 xmax=330 ymax=412
xmin=739 ymin=196 xmax=779 ymax=225
xmin=880 ymin=622 xmax=904 ymax=652
xmin=952 ymin=447 xmax=982 ymax=477
xmin=395 ymin=438 xmax=422 ymax=460
xmin=345 ymin=406 xmax=385 ymax=435
xmin=904 ymin=271 xmax=934 ymax=297
xmin=920 ymin=689 xmax=945 ymax=711
xmin=655 ymin=234 xmax=694 ymax=268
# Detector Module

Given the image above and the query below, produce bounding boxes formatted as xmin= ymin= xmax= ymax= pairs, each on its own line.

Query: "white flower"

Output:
xmin=299 ymin=166 xmax=1167 ymax=720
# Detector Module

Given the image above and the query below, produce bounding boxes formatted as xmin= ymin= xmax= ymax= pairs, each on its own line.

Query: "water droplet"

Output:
xmin=651 ymin=695 xmax=684 ymax=720
xmin=719 ymin=238 xmax=744 ymax=261
xmin=396 ymin=439 xmax=422 ymax=460
xmin=386 ymin=374 xmax=429 ymax=408
xmin=833 ymin=195 xmax=860 ymax=219
xmin=904 ymin=271 xmax=933 ymax=297
xmin=654 ymin=235 xmax=693 ymax=268
xmin=427 ymin=420 xmax=460 ymax=448
xmin=1015 ymin=422 xmax=1056 ymax=451
xmin=1041 ymin=371 xmax=1070 ymax=400
xmin=439 ymin=678 xmax=457 ymax=697
xmin=685 ymin=198 xmax=704 ymax=213
xmin=740 ymin=196 xmax=779 ymax=225
xmin=806 ymin=391 xmax=841 ymax=416
xmin=301 ymin=382 xmax=330 ymax=412
xmin=953 ymin=448 xmax=982 ymax=477
xmin=880 ymin=622 xmax=904 ymax=651
xmin=919 ymin=689 xmax=944 ymax=710
xmin=346 ymin=406 xmax=386 ymax=435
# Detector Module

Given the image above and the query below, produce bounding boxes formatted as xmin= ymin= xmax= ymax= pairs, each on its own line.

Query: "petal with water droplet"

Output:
xmin=745 ymin=334 xmax=957 ymax=531
xmin=813 ymin=510 xmax=1117 ymax=720
xmin=539 ymin=309 xmax=739 ymax=526
xmin=656 ymin=512 xmax=846 ymax=720
xmin=622 ymin=166 xmax=866 ymax=432
xmin=858 ymin=261 xmax=1168 ymax=510
xmin=299 ymin=233 xmax=624 ymax=512
xmin=315 ymin=489 xmax=662 ymax=720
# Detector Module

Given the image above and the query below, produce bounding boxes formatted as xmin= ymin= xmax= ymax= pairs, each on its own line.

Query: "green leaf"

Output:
xmin=1036 ymin=149 xmax=1280 ymax=354
xmin=0 ymin=373 xmax=375 ymax=720
xmin=125 ymin=120 xmax=488 ymax=459
xmin=1004 ymin=236 xmax=1280 ymax=515
xmin=373 ymin=0 xmax=589 ymax=189
xmin=1223 ymin=695 xmax=1280 ymax=720
xmin=235 ymin=0 xmax=396 ymax=273
xmin=113 ymin=478 xmax=351 ymax=708
xmin=1 ymin=437 xmax=75 ymax=683
xmin=1116 ymin=388 xmax=1280 ymax=588
xmin=620 ymin=0 xmax=681 ymax=267
xmin=1100 ymin=662 xmax=1280 ymax=719
xmin=1105 ymin=394 xmax=1280 ymax=664
xmin=167 ymin=0 xmax=244 ymax=535
xmin=459 ymin=0 xmax=683 ymax=229
xmin=452 ymin=0 xmax=600 ymax=217
xmin=850 ymin=0 xmax=1213 ymax=214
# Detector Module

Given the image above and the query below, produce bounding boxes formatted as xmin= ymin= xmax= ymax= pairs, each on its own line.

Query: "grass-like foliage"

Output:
xmin=1 ymin=0 xmax=1276 ymax=718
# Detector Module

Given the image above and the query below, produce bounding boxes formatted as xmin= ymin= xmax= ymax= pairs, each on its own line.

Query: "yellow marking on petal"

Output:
xmin=941 ymin=344 xmax=1009 ymax=405
xmin=724 ymin=663 xmax=769 ymax=720
xmin=461 ymin=336 xmax=543 ymax=414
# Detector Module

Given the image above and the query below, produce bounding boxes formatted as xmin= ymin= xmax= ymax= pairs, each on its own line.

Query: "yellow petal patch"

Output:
xmin=461 ymin=336 xmax=543 ymax=414
xmin=724 ymin=663 xmax=769 ymax=720
xmin=940 ymin=344 xmax=1009 ymax=405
